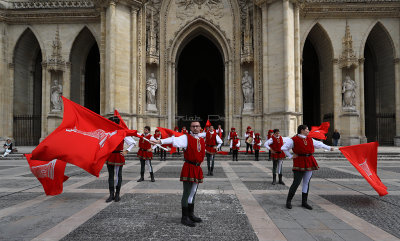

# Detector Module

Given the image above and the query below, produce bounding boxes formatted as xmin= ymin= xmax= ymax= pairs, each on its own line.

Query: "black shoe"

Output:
xmin=137 ymin=173 xmax=144 ymax=182
xmin=150 ymin=172 xmax=155 ymax=182
xmin=302 ymin=193 xmax=313 ymax=210
xmin=114 ymin=189 xmax=121 ymax=202
xmin=188 ymin=204 xmax=202 ymax=223
xmin=278 ymin=174 xmax=285 ymax=185
xmin=106 ymin=188 xmax=114 ymax=203
xmin=210 ymin=172 xmax=213 ymax=176
xmin=272 ymin=174 xmax=276 ymax=185
xmin=286 ymin=190 xmax=295 ymax=209
xmin=181 ymin=207 xmax=196 ymax=227
xmin=286 ymin=200 xmax=292 ymax=209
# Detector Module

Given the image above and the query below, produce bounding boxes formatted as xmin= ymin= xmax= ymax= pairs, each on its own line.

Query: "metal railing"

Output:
xmin=377 ymin=113 xmax=395 ymax=146
xmin=13 ymin=115 xmax=41 ymax=146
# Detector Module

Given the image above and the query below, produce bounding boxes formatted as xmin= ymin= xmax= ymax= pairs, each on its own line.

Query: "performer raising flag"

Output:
xmin=282 ymin=124 xmax=334 ymax=210
xmin=216 ymin=125 xmax=224 ymax=151
xmin=227 ymin=127 xmax=237 ymax=154
xmin=340 ymin=142 xmax=388 ymax=196
xmin=264 ymin=129 xmax=287 ymax=185
xmin=152 ymin=122 xmax=206 ymax=227
xmin=205 ymin=125 xmax=223 ymax=176
xmin=135 ymin=126 xmax=156 ymax=182
xmin=253 ymin=133 xmax=262 ymax=161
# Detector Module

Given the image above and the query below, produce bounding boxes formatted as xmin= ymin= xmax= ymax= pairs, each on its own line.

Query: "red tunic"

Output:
xmin=231 ymin=139 xmax=240 ymax=150
xmin=270 ymin=136 xmax=286 ymax=160
xmin=205 ymin=131 xmax=218 ymax=154
xmin=245 ymin=131 xmax=254 ymax=141
xmin=106 ymin=141 xmax=125 ymax=166
xmin=229 ymin=131 xmax=237 ymax=140
xmin=253 ymin=138 xmax=261 ymax=150
xmin=180 ymin=134 xmax=205 ymax=183
xmin=292 ymin=135 xmax=318 ymax=171
xmin=154 ymin=133 xmax=161 ymax=139
xmin=181 ymin=129 xmax=188 ymax=134
xmin=217 ymin=128 xmax=223 ymax=138
xmin=137 ymin=134 xmax=153 ymax=160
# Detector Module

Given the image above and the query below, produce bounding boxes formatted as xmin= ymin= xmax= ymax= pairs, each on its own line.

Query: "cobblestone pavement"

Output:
xmin=0 ymin=149 xmax=400 ymax=241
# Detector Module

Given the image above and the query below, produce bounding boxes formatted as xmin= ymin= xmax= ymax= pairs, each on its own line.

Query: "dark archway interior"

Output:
xmin=177 ymin=35 xmax=224 ymax=128
xmin=84 ymin=43 xmax=100 ymax=114
xmin=302 ymin=38 xmax=321 ymax=128
xmin=364 ymin=43 xmax=377 ymax=143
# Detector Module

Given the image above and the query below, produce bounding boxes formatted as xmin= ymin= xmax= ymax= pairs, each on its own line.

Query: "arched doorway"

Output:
xmin=302 ymin=24 xmax=334 ymax=142
xmin=13 ymin=28 xmax=42 ymax=145
xmin=364 ymin=23 xmax=396 ymax=145
xmin=176 ymin=35 xmax=224 ymax=128
xmin=70 ymin=27 xmax=100 ymax=113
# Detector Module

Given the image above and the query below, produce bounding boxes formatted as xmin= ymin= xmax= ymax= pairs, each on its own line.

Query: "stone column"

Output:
xmin=332 ymin=59 xmax=341 ymax=141
xmin=294 ymin=3 xmax=301 ymax=115
xmin=63 ymin=63 xmax=71 ymax=99
xmin=130 ymin=7 xmax=138 ymax=129
xmin=0 ymin=22 xmax=11 ymax=139
xmin=260 ymin=2 xmax=268 ymax=115
xmin=100 ymin=8 xmax=106 ymax=114
xmin=5 ymin=64 xmax=14 ymax=140
xmin=358 ymin=58 xmax=367 ymax=143
xmin=104 ymin=1 xmax=116 ymax=114
xmin=283 ymin=0 xmax=290 ymax=112
xmin=394 ymin=58 xmax=400 ymax=145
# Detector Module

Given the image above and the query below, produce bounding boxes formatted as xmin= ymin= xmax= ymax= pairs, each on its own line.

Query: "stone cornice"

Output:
xmin=0 ymin=9 xmax=100 ymax=23
xmin=11 ymin=1 xmax=94 ymax=9
xmin=299 ymin=1 xmax=400 ymax=18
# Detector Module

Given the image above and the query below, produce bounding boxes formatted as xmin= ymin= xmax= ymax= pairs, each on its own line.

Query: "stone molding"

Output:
xmin=12 ymin=1 xmax=94 ymax=9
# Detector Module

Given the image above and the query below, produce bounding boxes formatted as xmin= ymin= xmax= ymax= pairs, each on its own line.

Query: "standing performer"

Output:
xmin=205 ymin=126 xmax=223 ymax=176
xmin=153 ymin=129 xmax=161 ymax=156
xmin=245 ymin=126 xmax=255 ymax=154
xmin=230 ymin=135 xmax=240 ymax=161
xmin=136 ymin=126 xmax=156 ymax=182
xmin=267 ymin=129 xmax=274 ymax=161
xmin=264 ymin=129 xmax=286 ymax=185
xmin=281 ymin=124 xmax=334 ymax=210
xmin=174 ymin=126 xmax=180 ymax=154
xmin=227 ymin=127 xmax=237 ymax=154
xmin=216 ymin=125 xmax=224 ymax=151
xmin=105 ymin=116 xmax=136 ymax=202
xmin=253 ymin=133 xmax=262 ymax=161
xmin=152 ymin=121 xmax=206 ymax=227
xmin=181 ymin=126 xmax=188 ymax=135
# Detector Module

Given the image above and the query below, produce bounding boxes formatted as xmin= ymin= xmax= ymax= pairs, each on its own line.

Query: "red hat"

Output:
xmin=155 ymin=129 xmax=160 ymax=132
xmin=247 ymin=126 xmax=251 ymax=129
xmin=231 ymin=127 xmax=235 ymax=130
xmin=268 ymin=129 xmax=273 ymax=133
xmin=255 ymin=133 xmax=260 ymax=136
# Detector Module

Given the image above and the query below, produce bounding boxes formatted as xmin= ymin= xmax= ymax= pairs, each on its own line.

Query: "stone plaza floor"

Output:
xmin=0 ymin=148 xmax=399 ymax=241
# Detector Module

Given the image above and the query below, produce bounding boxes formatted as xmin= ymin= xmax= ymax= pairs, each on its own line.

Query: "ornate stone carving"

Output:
xmin=242 ymin=71 xmax=254 ymax=111
xmin=51 ymin=79 xmax=63 ymax=112
xmin=146 ymin=72 xmax=158 ymax=111
xmin=47 ymin=27 xmax=66 ymax=72
xmin=175 ymin=0 xmax=223 ymax=20
xmin=146 ymin=8 xmax=159 ymax=64
xmin=12 ymin=1 xmax=94 ymax=9
xmin=342 ymin=75 xmax=356 ymax=111
xmin=339 ymin=21 xmax=358 ymax=69
xmin=239 ymin=0 xmax=253 ymax=63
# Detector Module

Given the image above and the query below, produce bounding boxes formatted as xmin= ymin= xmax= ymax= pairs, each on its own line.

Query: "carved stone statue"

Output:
xmin=342 ymin=75 xmax=356 ymax=109
xmin=51 ymin=79 xmax=63 ymax=111
xmin=146 ymin=73 xmax=158 ymax=111
xmin=242 ymin=71 xmax=254 ymax=111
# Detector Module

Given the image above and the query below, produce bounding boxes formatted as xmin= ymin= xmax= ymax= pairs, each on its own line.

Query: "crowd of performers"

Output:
xmin=105 ymin=116 xmax=334 ymax=227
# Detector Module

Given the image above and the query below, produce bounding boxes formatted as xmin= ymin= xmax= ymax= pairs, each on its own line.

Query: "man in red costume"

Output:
xmin=282 ymin=124 xmax=334 ymax=210
xmin=153 ymin=129 xmax=161 ymax=156
xmin=264 ymin=129 xmax=286 ymax=185
xmin=135 ymin=126 xmax=156 ymax=182
xmin=205 ymin=125 xmax=223 ymax=176
xmin=174 ymin=126 xmax=180 ymax=154
xmin=253 ymin=133 xmax=262 ymax=161
xmin=105 ymin=116 xmax=136 ymax=202
xmin=244 ymin=126 xmax=255 ymax=154
xmin=230 ymin=135 xmax=240 ymax=161
xmin=216 ymin=124 xmax=224 ymax=151
xmin=152 ymin=121 xmax=205 ymax=227
xmin=227 ymin=127 xmax=237 ymax=154
xmin=267 ymin=129 xmax=274 ymax=161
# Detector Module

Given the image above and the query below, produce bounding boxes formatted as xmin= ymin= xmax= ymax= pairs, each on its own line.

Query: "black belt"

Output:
xmin=206 ymin=144 xmax=216 ymax=147
xmin=140 ymin=148 xmax=150 ymax=152
xmin=297 ymin=154 xmax=313 ymax=157
xmin=112 ymin=150 xmax=121 ymax=153
xmin=184 ymin=160 xmax=201 ymax=166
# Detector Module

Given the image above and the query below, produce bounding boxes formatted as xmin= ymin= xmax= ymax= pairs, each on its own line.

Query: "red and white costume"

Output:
xmin=205 ymin=131 xmax=223 ymax=154
xmin=106 ymin=137 xmax=136 ymax=166
xmin=137 ymin=133 xmax=156 ymax=160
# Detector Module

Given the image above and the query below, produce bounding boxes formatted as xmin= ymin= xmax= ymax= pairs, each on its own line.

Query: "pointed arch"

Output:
xmin=360 ymin=21 xmax=397 ymax=59
xmin=13 ymin=28 xmax=43 ymax=145
xmin=301 ymin=23 xmax=335 ymax=141
xmin=363 ymin=22 xmax=396 ymax=145
xmin=69 ymin=27 xmax=100 ymax=113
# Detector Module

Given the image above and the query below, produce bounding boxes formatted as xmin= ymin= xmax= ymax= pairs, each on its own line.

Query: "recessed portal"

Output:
xmin=176 ymin=35 xmax=224 ymax=127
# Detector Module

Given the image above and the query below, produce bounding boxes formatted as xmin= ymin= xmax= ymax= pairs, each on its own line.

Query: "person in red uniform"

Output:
xmin=105 ymin=116 xmax=136 ymax=202
xmin=181 ymin=126 xmax=188 ymax=135
xmin=205 ymin=125 xmax=223 ymax=176
xmin=267 ymin=129 xmax=274 ymax=161
xmin=153 ymin=129 xmax=161 ymax=156
xmin=282 ymin=124 xmax=334 ymax=210
xmin=152 ymin=121 xmax=206 ymax=227
xmin=244 ymin=126 xmax=255 ymax=154
xmin=264 ymin=129 xmax=286 ymax=185
xmin=135 ymin=126 xmax=157 ymax=182
xmin=230 ymin=135 xmax=240 ymax=161
xmin=216 ymin=124 xmax=224 ymax=151
xmin=174 ymin=126 xmax=180 ymax=154
xmin=253 ymin=133 xmax=262 ymax=161
xmin=227 ymin=127 xmax=237 ymax=154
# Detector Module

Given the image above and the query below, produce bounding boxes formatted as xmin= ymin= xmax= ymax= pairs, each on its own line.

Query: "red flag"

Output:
xmin=205 ymin=119 xmax=211 ymax=128
xmin=157 ymin=127 xmax=183 ymax=154
xmin=339 ymin=142 xmax=388 ymax=196
xmin=114 ymin=110 xmax=128 ymax=129
xmin=25 ymin=154 xmax=69 ymax=196
xmin=309 ymin=122 xmax=330 ymax=140
xmin=32 ymin=97 xmax=136 ymax=177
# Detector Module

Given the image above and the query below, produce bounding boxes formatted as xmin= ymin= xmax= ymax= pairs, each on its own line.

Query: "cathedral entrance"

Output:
xmin=364 ymin=23 xmax=395 ymax=145
xmin=70 ymin=27 xmax=100 ymax=114
xmin=176 ymin=35 xmax=224 ymax=129
xmin=13 ymin=29 xmax=42 ymax=146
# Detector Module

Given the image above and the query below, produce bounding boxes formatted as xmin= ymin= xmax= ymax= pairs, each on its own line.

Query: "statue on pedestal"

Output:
xmin=242 ymin=71 xmax=254 ymax=111
xmin=342 ymin=75 xmax=356 ymax=110
xmin=51 ymin=79 xmax=63 ymax=111
xmin=146 ymin=73 xmax=158 ymax=111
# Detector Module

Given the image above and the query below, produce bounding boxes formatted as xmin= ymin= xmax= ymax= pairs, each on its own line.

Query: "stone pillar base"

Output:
xmin=340 ymin=136 xmax=362 ymax=146
xmin=394 ymin=136 xmax=400 ymax=146
xmin=243 ymin=103 xmax=254 ymax=113
xmin=147 ymin=104 xmax=157 ymax=112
